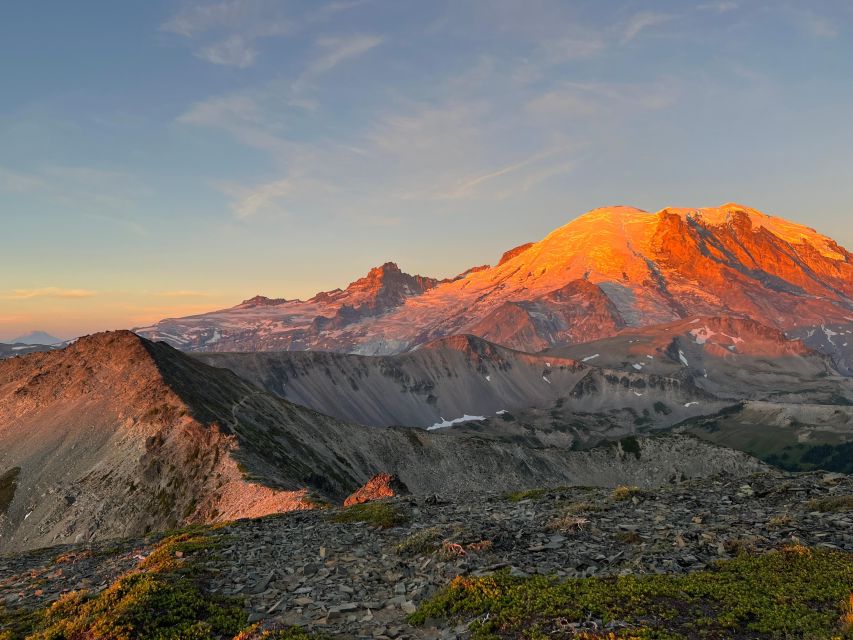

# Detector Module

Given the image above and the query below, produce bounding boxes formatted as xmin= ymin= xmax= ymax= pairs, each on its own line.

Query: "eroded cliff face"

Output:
xmin=135 ymin=204 xmax=852 ymax=355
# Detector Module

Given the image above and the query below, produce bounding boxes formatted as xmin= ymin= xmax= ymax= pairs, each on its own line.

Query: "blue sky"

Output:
xmin=1 ymin=0 xmax=851 ymax=339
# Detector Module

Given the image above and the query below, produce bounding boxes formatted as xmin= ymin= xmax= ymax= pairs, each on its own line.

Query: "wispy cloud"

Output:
xmin=426 ymin=147 xmax=576 ymax=201
xmin=3 ymin=288 xmax=98 ymax=300
xmin=309 ymin=34 xmax=383 ymax=75
xmin=0 ymin=166 xmax=43 ymax=192
xmin=543 ymin=34 xmax=607 ymax=61
xmin=799 ymin=11 xmax=839 ymax=39
xmin=161 ymin=1 xmax=293 ymax=68
xmin=161 ymin=0 xmax=372 ymax=68
xmin=621 ymin=12 xmax=674 ymax=43
xmin=220 ymin=176 xmax=294 ymax=218
xmin=156 ymin=290 xmax=214 ymax=298
xmin=196 ymin=35 xmax=257 ymax=67
xmin=527 ymin=80 xmax=679 ymax=116
xmin=698 ymin=1 xmax=738 ymax=13
xmin=172 ymin=3 xmax=686 ymax=225
xmin=161 ymin=0 xmax=256 ymax=37
xmin=0 ymin=165 xmax=147 ymax=233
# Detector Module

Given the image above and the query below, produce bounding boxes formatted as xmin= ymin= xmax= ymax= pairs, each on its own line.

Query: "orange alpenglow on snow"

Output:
xmin=136 ymin=203 xmax=853 ymax=354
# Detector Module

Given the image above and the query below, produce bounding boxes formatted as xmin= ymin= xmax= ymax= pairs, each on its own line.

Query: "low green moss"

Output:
xmin=0 ymin=605 xmax=40 ymax=639
xmin=612 ymin=485 xmax=643 ymax=501
xmin=234 ymin=624 xmax=329 ymax=640
xmin=2 ymin=528 xmax=247 ymax=640
xmin=331 ymin=502 xmax=407 ymax=528
xmin=409 ymin=546 xmax=853 ymax=639
xmin=396 ymin=527 xmax=443 ymax=556
xmin=807 ymin=494 xmax=853 ymax=513
xmin=504 ymin=488 xmax=548 ymax=502
xmin=560 ymin=500 xmax=600 ymax=514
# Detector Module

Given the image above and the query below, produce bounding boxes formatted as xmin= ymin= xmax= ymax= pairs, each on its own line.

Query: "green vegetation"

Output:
xmin=614 ymin=530 xmax=642 ymax=544
xmin=331 ymin=502 xmax=407 ymax=528
xmin=766 ymin=513 xmax=792 ymax=528
xmin=807 ymin=494 xmax=853 ymax=513
xmin=234 ymin=624 xmax=328 ymax=640
xmin=561 ymin=500 xmax=600 ymax=514
xmin=652 ymin=401 xmax=671 ymax=415
xmin=396 ymin=527 xmax=443 ymax=556
xmin=0 ymin=466 xmax=21 ymax=515
xmin=409 ymin=546 xmax=853 ymax=639
xmin=0 ymin=527 xmax=248 ymax=640
xmin=798 ymin=442 xmax=853 ymax=474
xmin=300 ymin=492 xmax=333 ymax=510
xmin=686 ymin=418 xmax=853 ymax=473
xmin=619 ymin=436 xmax=642 ymax=459
xmin=504 ymin=488 xmax=549 ymax=502
xmin=611 ymin=485 xmax=643 ymax=501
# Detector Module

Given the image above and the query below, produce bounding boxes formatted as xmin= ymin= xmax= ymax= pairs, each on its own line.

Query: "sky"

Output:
xmin=1 ymin=0 xmax=852 ymax=340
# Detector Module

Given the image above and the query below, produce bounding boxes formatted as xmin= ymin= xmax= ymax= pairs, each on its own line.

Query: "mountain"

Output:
xmin=136 ymin=204 xmax=853 ymax=355
xmin=544 ymin=315 xmax=853 ymax=405
xmin=195 ymin=333 xmax=722 ymax=433
xmin=196 ymin=319 xmax=853 ymax=462
xmin=0 ymin=342 xmax=59 ymax=359
xmin=136 ymin=262 xmax=440 ymax=352
xmin=9 ymin=331 xmax=63 ymax=346
xmin=0 ymin=331 xmax=762 ymax=552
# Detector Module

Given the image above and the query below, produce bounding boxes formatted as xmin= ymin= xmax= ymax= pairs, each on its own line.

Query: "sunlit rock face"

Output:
xmin=136 ymin=204 xmax=852 ymax=354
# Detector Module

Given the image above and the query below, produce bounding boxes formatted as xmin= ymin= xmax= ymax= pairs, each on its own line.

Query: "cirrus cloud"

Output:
xmin=3 ymin=288 xmax=98 ymax=300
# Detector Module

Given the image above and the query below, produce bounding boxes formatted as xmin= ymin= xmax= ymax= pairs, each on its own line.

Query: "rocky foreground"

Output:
xmin=1 ymin=470 xmax=852 ymax=639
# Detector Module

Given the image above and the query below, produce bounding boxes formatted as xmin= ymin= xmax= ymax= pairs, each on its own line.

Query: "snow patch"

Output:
xmin=689 ymin=326 xmax=716 ymax=345
xmin=632 ymin=363 xmax=643 ymax=370
xmin=684 ymin=402 xmax=699 ymax=407
xmin=427 ymin=414 xmax=487 ymax=430
xmin=542 ymin=375 xmax=551 ymax=384
xmin=678 ymin=350 xmax=689 ymax=367
xmin=485 ymin=375 xmax=491 ymax=382
xmin=582 ymin=354 xmax=599 ymax=362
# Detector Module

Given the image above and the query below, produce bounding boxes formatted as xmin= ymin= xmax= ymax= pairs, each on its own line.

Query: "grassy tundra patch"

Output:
xmin=0 ymin=527 xmax=247 ymax=640
xmin=330 ymin=501 xmax=408 ymax=528
xmin=410 ymin=546 xmax=853 ymax=639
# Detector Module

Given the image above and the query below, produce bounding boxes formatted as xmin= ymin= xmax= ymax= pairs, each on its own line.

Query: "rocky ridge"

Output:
xmin=1 ymin=471 xmax=850 ymax=638
xmin=0 ymin=332 xmax=761 ymax=553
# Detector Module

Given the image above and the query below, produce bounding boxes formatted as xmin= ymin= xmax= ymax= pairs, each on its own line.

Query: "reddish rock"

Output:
xmin=344 ymin=473 xmax=409 ymax=507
